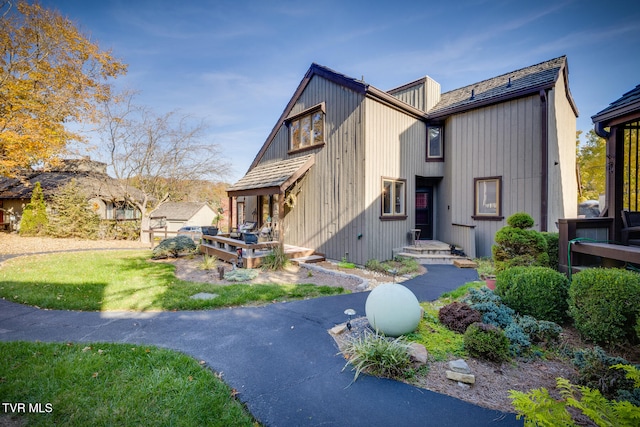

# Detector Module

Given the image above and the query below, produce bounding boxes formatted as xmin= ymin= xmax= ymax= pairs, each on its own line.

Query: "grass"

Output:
xmin=0 ymin=250 xmax=345 ymax=311
xmin=0 ymin=341 xmax=258 ymax=426
xmin=364 ymin=256 xmax=421 ymax=276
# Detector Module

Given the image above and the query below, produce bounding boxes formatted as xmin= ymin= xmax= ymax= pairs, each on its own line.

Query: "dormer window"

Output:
xmin=287 ymin=103 xmax=325 ymax=152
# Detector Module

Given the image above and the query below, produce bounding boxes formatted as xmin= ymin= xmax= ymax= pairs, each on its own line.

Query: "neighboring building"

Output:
xmin=149 ymin=202 xmax=217 ymax=232
xmin=227 ymin=56 xmax=578 ymax=264
xmin=0 ymin=158 xmax=142 ymax=229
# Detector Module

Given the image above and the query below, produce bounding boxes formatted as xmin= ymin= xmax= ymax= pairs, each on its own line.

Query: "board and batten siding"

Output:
xmin=442 ymin=94 xmax=544 ymax=257
xmin=256 ymin=75 xmax=368 ymax=264
xmin=363 ymin=97 xmax=444 ymax=263
xmin=388 ymin=76 xmax=441 ymax=113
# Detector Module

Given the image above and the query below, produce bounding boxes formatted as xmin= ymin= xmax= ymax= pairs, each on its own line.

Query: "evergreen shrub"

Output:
xmin=492 ymin=212 xmax=549 ymax=271
xmin=47 ymin=179 xmax=101 ymax=239
xmin=572 ymin=347 xmax=638 ymax=403
xmin=541 ymin=232 xmax=559 ymax=270
xmin=152 ymin=235 xmax=197 ymax=259
xmin=19 ymin=182 xmax=48 ymax=236
xmin=463 ymin=323 xmax=511 ymax=362
xmin=495 ymin=266 xmax=570 ymax=323
xmin=568 ymin=268 xmax=640 ymax=346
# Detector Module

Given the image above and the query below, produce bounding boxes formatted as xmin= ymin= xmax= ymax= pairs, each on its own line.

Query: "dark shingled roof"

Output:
xmin=428 ymin=56 xmax=569 ymax=119
xmin=227 ymin=155 xmax=314 ymax=195
xmin=150 ymin=202 xmax=211 ymax=220
xmin=592 ymin=84 xmax=640 ymax=124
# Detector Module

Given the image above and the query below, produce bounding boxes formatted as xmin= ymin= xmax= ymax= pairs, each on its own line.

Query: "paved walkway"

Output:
xmin=0 ymin=264 xmax=522 ymax=426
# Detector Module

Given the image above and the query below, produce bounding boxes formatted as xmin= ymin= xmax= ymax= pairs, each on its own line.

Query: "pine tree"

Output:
xmin=19 ymin=182 xmax=48 ymax=236
xmin=47 ymin=180 xmax=101 ymax=239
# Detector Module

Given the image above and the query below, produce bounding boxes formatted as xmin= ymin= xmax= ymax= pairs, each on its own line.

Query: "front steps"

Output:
xmin=394 ymin=240 xmax=473 ymax=265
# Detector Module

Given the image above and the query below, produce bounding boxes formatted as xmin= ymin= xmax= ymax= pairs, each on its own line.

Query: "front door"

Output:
xmin=415 ymin=187 xmax=433 ymax=240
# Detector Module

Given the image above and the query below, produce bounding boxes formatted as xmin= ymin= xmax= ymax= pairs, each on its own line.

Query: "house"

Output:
xmin=0 ymin=158 xmax=142 ymax=230
xmin=149 ymin=202 xmax=217 ymax=232
xmin=227 ymin=56 xmax=578 ymax=265
xmin=559 ymin=84 xmax=640 ymax=272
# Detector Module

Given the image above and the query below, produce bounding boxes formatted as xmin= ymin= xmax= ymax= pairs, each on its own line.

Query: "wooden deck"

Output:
xmin=569 ymin=241 xmax=640 ymax=268
xmin=199 ymin=235 xmax=321 ymax=269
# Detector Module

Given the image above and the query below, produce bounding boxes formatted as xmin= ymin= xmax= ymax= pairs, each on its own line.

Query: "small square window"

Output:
xmin=473 ymin=177 xmax=502 ymax=220
xmin=427 ymin=126 xmax=443 ymax=161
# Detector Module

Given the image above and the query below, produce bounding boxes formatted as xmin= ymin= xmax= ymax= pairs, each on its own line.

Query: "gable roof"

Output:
xmin=243 ymin=56 xmax=576 ymax=179
xmin=228 ymin=155 xmax=315 ymax=197
xmin=427 ymin=56 xmax=577 ymax=119
xmin=149 ymin=202 xmax=213 ymax=220
xmin=591 ymin=84 xmax=640 ymax=126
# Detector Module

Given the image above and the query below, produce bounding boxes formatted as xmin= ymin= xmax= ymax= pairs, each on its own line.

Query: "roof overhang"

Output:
xmin=227 ymin=155 xmax=315 ymax=198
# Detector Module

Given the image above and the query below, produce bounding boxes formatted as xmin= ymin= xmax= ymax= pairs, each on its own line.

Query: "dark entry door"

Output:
xmin=415 ymin=186 xmax=433 ymax=240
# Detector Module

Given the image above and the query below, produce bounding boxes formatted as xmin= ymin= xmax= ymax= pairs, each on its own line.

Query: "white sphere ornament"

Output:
xmin=365 ymin=283 xmax=422 ymax=337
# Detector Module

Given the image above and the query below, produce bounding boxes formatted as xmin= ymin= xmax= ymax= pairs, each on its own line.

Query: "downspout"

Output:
xmin=594 ymin=121 xmax=610 ymax=138
xmin=540 ymin=90 xmax=548 ymax=232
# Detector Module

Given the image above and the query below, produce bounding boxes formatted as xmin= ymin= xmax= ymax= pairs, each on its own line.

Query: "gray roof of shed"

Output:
xmin=150 ymin=202 xmax=212 ymax=220
xmin=427 ymin=56 xmax=574 ymax=118
xmin=227 ymin=155 xmax=314 ymax=196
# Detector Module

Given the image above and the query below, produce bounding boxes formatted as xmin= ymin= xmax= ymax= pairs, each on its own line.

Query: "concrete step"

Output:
xmin=395 ymin=252 xmax=468 ymax=265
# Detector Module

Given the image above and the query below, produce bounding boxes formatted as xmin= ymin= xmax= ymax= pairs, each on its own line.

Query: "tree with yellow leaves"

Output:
xmin=0 ymin=0 xmax=126 ymax=177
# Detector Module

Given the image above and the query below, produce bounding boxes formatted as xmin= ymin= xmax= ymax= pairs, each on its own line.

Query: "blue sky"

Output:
xmin=42 ymin=0 xmax=640 ymax=183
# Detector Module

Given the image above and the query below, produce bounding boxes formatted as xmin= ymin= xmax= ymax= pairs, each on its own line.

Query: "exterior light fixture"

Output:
xmin=344 ymin=308 xmax=356 ymax=331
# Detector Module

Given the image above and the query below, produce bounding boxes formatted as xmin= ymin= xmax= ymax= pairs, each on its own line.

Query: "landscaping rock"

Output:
xmin=446 ymin=370 xmax=475 ymax=384
xmin=448 ymin=359 xmax=471 ymax=374
xmin=330 ymin=324 xmax=347 ymax=335
xmin=408 ymin=343 xmax=428 ymax=365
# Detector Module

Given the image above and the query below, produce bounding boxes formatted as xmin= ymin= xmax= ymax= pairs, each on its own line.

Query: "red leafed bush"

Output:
xmin=438 ymin=301 xmax=482 ymax=334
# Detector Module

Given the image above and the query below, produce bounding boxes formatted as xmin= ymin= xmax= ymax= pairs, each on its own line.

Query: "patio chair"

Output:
xmin=621 ymin=210 xmax=640 ymax=246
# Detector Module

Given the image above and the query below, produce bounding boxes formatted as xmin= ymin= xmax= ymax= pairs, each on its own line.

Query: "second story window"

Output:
xmin=287 ymin=103 xmax=325 ymax=152
xmin=427 ymin=126 xmax=444 ymax=161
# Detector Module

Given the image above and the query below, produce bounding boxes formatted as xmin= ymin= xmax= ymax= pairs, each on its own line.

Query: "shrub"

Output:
xmin=341 ymin=331 xmax=413 ymax=382
xmin=492 ymin=213 xmax=549 ymax=271
xmin=438 ymin=301 xmax=482 ymax=334
xmin=507 ymin=212 xmax=535 ymax=229
xmin=365 ymin=256 xmax=420 ymax=275
xmin=568 ymin=268 xmax=640 ymax=346
xmin=99 ymin=220 xmax=140 ymax=240
xmin=19 ymin=181 xmax=48 ymax=236
xmin=495 ymin=266 xmax=570 ymax=323
xmin=572 ymin=347 xmax=637 ymax=402
xmin=224 ymin=268 xmax=259 ymax=282
xmin=541 ymin=232 xmax=559 ymax=270
xmin=463 ymin=287 xmax=561 ymax=356
xmin=46 ymin=179 xmax=101 ymax=239
xmin=463 ymin=322 xmax=511 ymax=362
xmin=152 ymin=235 xmax=197 ymax=259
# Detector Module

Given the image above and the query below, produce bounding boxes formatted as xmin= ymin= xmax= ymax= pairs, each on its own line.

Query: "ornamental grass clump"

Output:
xmin=341 ymin=331 xmax=413 ymax=382
xmin=568 ymin=268 xmax=640 ymax=346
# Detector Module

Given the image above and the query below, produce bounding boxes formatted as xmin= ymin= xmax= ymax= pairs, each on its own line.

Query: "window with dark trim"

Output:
xmin=473 ymin=177 xmax=503 ymax=220
xmin=287 ymin=103 xmax=325 ymax=152
xmin=426 ymin=126 xmax=444 ymax=161
xmin=381 ymin=177 xmax=407 ymax=219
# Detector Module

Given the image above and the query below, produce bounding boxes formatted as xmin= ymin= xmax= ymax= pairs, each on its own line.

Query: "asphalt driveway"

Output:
xmin=0 ymin=265 xmax=522 ymax=426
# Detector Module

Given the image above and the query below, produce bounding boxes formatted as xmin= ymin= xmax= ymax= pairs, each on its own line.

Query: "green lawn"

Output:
xmin=0 ymin=250 xmax=345 ymax=311
xmin=0 ymin=341 xmax=258 ymax=426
